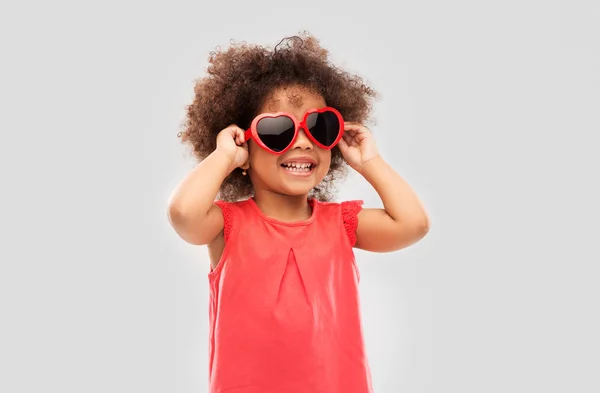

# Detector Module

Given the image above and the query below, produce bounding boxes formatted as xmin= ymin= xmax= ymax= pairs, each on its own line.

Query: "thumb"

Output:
xmin=337 ymin=137 xmax=349 ymax=155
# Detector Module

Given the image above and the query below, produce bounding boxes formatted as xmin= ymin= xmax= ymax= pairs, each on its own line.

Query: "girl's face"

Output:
xmin=247 ymin=85 xmax=332 ymax=197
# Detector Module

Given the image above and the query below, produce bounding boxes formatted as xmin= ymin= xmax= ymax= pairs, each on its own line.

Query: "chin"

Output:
xmin=270 ymin=179 xmax=322 ymax=197
xmin=279 ymin=186 xmax=314 ymax=197
xmin=278 ymin=172 xmax=328 ymax=196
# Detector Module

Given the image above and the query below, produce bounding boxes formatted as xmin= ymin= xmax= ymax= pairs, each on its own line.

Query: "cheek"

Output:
xmin=248 ymin=143 xmax=277 ymax=171
xmin=319 ymin=149 xmax=332 ymax=166
xmin=316 ymin=150 xmax=332 ymax=175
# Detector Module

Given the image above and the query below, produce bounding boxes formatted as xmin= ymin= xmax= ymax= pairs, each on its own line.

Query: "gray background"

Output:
xmin=1 ymin=0 xmax=599 ymax=392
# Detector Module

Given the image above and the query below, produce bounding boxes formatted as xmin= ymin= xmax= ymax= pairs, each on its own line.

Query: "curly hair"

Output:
xmin=178 ymin=31 xmax=378 ymax=202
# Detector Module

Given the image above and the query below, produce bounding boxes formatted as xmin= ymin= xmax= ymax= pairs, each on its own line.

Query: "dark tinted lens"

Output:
xmin=256 ymin=116 xmax=295 ymax=152
xmin=306 ymin=111 xmax=340 ymax=147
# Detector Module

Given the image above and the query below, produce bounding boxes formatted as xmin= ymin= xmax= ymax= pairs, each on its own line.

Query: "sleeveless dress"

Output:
xmin=209 ymin=197 xmax=373 ymax=393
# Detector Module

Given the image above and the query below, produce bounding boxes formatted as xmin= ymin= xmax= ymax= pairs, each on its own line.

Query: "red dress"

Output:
xmin=209 ymin=197 xmax=373 ymax=393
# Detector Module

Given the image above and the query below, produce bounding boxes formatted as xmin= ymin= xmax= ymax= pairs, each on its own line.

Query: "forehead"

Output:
xmin=260 ymin=85 xmax=326 ymax=116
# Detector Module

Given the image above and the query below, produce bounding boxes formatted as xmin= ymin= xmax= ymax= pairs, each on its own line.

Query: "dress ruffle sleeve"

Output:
xmin=341 ymin=200 xmax=364 ymax=247
xmin=214 ymin=200 xmax=233 ymax=242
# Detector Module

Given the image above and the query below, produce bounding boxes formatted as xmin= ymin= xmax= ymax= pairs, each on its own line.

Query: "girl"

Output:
xmin=168 ymin=33 xmax=430 ymax=393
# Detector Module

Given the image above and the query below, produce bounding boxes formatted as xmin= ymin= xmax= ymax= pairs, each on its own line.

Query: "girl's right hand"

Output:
xmin=215 ymin=125 xmax=249 ymax=172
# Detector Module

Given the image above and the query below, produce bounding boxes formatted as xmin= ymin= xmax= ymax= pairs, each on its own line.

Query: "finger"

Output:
xmin=344 ymin=127 xmax=359 ymax=136
xmin=225 ymin=126 xmax=237 ymax=140
xmin=354 ymin=131 xmax=368 ymax=143
xmin=344 ymin=123 xmax=368 ymax=133
xmin=344 ymin=121 xmax=365 ymax=126
xmin=343 ymin=132 xmax=361 ymax=147
xmin=337 ymin=137 xmax=349 ymax=153
xmin=228 ymin=124 xmax=245 ymax=135
xmin=344 ymin=127 xmax=363 ymax=137
xmin=233 ymin=128 xmax=246 ymax=145
xmin=342 ymin=133 xmax=353 ymax=144
xmin=342 ymin=131 xmax=357 ymax=143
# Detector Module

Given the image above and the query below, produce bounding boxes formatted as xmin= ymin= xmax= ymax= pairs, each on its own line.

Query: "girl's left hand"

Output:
xmin=337 ymin=122 xmax=380 ymax=173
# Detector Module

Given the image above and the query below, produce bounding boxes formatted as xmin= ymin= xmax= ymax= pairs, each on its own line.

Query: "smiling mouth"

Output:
xmin=280 ymin=162 xmax=315 ymax=174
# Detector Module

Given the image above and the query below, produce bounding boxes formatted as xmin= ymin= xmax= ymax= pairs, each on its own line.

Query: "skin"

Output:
xmin=244 ymin=85 xmax=332 ymax=222
xmin=167 ymin=84 xmax=431 ymax=270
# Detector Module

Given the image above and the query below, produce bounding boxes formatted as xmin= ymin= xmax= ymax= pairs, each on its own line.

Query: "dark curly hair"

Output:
xmin=178 ymin=31 xmax=378 ymax=202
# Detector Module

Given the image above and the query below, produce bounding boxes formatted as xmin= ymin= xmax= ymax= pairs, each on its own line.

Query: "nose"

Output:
xmin=291 ymin=128 xmax=313 ymax=150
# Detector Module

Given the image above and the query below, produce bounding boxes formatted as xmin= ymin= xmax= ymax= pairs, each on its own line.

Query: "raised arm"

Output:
xmin=355 ymin=155 xmax=430 ymax=252
xmin=167 ymin=125 xmax=248 ymax=245
xmin=337 ymin=122 xmax=430 ymax=253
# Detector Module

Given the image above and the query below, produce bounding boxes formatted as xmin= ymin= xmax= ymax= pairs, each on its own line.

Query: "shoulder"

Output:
xmin=313 ymin=199 xmax=364 ymax=246
xmin=313 ymin=199 xmax=363 ymax=214
xmin=213 ymin=198 xmax=253 ymax=241
xmin=340 ymin=200 xmax=363 ymax=247
xmin=312 ymin=199 xmax=363 ymax=210
xmin=213 ymin=198 xmax=253 ymax=214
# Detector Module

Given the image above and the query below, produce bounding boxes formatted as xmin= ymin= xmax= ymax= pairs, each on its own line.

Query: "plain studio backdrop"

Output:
xmin=0 ymin=0 xmax=598 ymax=392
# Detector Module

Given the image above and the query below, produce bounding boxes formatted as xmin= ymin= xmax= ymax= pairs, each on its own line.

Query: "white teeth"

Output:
xmin=282 ymin=162 xmax=313 ymax=172
xmin=283 ymin=162 xmax=312 ymax=168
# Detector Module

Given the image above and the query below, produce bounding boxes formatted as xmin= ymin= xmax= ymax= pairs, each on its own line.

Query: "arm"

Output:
xmin=167 ymin=149 xmax=231 ymax=245
xmin=355 ymin=155 xmax=430 ymax=252
xmin=337 ymin=122 xmax=430 ymax=253
xmin=167 ymin=125 xmax=248 ymax=245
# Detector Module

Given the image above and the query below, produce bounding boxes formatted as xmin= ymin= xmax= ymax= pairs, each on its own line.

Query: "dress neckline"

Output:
xmin=247 ymin=197 xmax=318 ymax=226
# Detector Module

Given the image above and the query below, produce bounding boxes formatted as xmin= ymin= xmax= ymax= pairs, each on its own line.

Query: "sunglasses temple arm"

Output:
xmin=243 ymin=128 xmax=253 ymax=143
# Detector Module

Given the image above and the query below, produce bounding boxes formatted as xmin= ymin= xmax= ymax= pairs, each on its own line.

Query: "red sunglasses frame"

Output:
xmin=244 ymin=106 xmax=345 ymax=155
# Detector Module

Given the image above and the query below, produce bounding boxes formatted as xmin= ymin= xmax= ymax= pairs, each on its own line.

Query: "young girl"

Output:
xmin=168 ymin=33 xmax=430 ymax=393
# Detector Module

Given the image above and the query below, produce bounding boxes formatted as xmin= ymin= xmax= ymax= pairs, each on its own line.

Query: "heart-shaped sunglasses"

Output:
xmin=244 ymin=107 xmax=344 ymax=154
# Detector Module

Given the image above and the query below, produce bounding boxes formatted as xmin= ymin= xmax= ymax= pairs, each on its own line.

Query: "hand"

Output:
xmin=337 ymin=122 xmax=379 ymax=173
xmin=215 ymin=125 xmax=249 ymax=173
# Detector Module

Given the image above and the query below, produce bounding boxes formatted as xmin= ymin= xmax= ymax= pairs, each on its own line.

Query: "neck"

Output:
xmin=252 ymin=189 xmax=312 ymax=222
